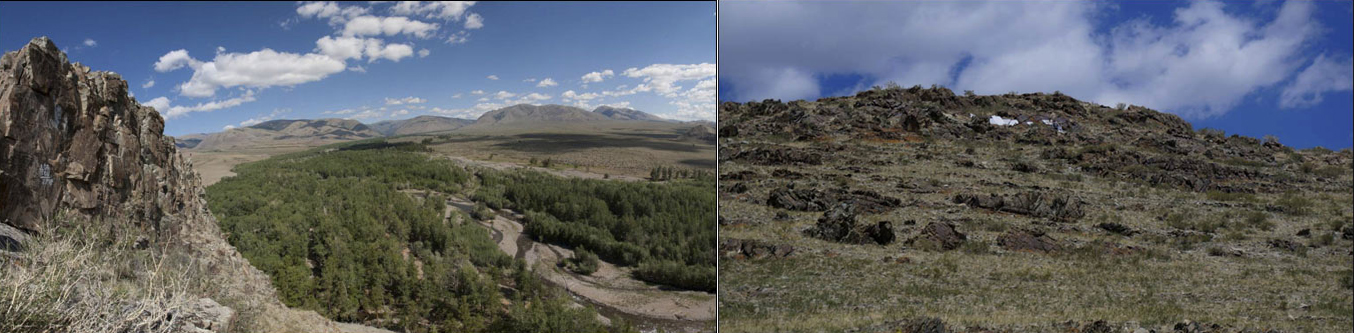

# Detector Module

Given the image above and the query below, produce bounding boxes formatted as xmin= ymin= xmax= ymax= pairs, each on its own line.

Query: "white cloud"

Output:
xmin=521 ymin=92 xmax=551 ymax=101
xmin=721 ymin=0 xmax=1328 ymax=118
xmin=142 ymin=79 xmax=155 ymax=89
xmin=153 ymin=49 xmax=198 ymax=72
xmin=223 ymin=125 xmax=236 ymax=130
xmin=296 ymin=1 xmax=370 ymax=25
xmin=470 ymin=90 xmax=485 ymax=95
xmin=418 ymin=48 xmax=431 ymax=57
xmin=536 ymin=78 xmax=558 ymax=87
xmin=452 ymin=93 xmax=463 ymax=98
xmin=1279 ymin=54 xmax=1354 ymax=109
xmin=446 ymin=31 xmax=470 ymax=44
xmin=385 ymin=96 xmax=427 ymax=105
xmin=341 ymin=15 xmax=440 ymax=38
xmin=144 ymin=97 xmax=171 ymax=111
xmin=297 ymin=1 xmax=340 ymax=18
xmin=561 ymin=90 xmax=600 ymax=101
xmin=464 ymin=13 xmax=484 ymax=29
xmin=158 ymin=48 xmax=347 ymax=97
xmin=493 ymin=90 xmax=516 ymax=100
xmin=486 ymin=75 xmax=499 ymax=80
xmin=363 ymin=42 xmax=414 ymax=63
xmin=391 ymin=1 xmax=477 ymax=21
xmin=523 ymin=78 xmax=537 ymax=82
xmin=83 ymin=39 xmax=97 ymax=47
xmin=147 ymin=91 xmax=259 ymax=119
xmin=314 ymin=35 xmax=367 ymax=61
xmin=623 ymin=63 xmax=716 ymax=96
xmin=349 ymin=65 xmax=367 ymax=73
xmin=581 ymin=69 xmax=614 ymax=83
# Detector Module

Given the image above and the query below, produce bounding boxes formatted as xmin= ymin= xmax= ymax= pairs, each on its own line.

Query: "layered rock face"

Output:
xmin=1 ymin=37 xmax=363 ymax=333
xmin=1 ymin=37 xmax=210 ymax=239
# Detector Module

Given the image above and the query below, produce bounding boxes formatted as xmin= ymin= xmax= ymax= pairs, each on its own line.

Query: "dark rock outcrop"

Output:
xmin=721 ymin=238 xmax=795 ymax=259
xmin=997 ymin=229 xmax=1061 ymax=253
xmin=953 ymin=191 xmax=1086 ymax=222
xmin=907 ymin=222 xmax=966 ymax=251
xmin=1 ymin=37 xmax=211 ymax=237
xmin=768 ymin=187 xmax=902 ymax=213
xmin=804 ymin=202 xmax=894 ymax=245
xmin=726 ymin=146 xmax=823 ymax=165
xmin=0 ymin=37 xmax=354 ymax=333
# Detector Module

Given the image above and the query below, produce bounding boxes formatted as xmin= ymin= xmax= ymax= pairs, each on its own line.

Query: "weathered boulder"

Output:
xmin=907 ymin=222 xmax=966 ymax=251
xmin=997 ymin=229 xmax=1061 ymax=253
xmin=954 ymin=191 xmax=1086 ymax=222
xmin=726 ymin=146 xmax=823 ymax=165
xmin=180 ymin=298 xmax=235 ymax=333
xmin=768 ymin=186 xmax=902 ymax=213
xmin=720 ymin=238 xmax=795 ymax=259
xmin=804 ymin=202 xmax=894 ymax=245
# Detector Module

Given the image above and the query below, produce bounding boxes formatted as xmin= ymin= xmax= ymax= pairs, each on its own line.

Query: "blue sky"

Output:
xmin=719 ymin=0 xmax=1353 ymax=149
xmin=1 ymin=1 xmax=716 ymax=136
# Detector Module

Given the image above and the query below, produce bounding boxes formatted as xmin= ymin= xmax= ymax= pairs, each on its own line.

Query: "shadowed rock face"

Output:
xmin=997 ymin=229 xmax=1061 ymax=253
xmin=804 ymin=202 xmax=895 ymax=245
xmin=1 ymin=37 xmax=210 ymax=237
xmin=0 ymin=37 xmax=363 ymax=333
xmin=908 ymin=222 xmax=966 ymax=251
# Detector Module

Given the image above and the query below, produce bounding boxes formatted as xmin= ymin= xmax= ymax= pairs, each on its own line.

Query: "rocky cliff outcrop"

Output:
xmin=1 ymin=37 xmax=374 ymax=333
xmin=1 ymin=37 xmax=208 ymax=238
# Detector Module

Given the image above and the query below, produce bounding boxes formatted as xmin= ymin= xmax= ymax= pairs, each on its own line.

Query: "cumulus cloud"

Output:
xmin=142 ymin=79 xmax=155 ymax=89
xmin=315 ymin=36 xmax=415 ymax=63
xmin=153 ymin=49 xmax=198 ymax=72
xmin=486 ymin=75 xmax=499 ymax=80
xmin=470 ymin=90 xmax=485 ymax=95
xmin=623 ymin=63 xmax=717 ymax=96
xmin=341 ymin=15 xmax=440 ymax=38
xmin=143 ymin=97 xmax=171 ymax=111
xmin=493 ymin=90 xmax=516 ymax=100
xmin=238 ymin=108 xmax=290 ymax=127
xmin=1279 ymin=54 xmax=1354 ymax=109
xmin=83 ymin=39 xmax=97 ymax=47
xmin=581 ymin=69 xmax=614 ymax=83
xmin=145 ymin=91 xmax=259 ymax=118
xmin=156 ymin=48 xmax=347 ymax=97
xmin=296 ymin=1 xmax=370 ymax=25
xmin=464 ymin=13 xmax=484 ymax=29
xmin=391 ymin=1 xmax=477 ymax=21
xmin=721 ymin=0 xmax=1329 ymax=118
xmin=418 ymin=48 xmax=431 ymax=57
xmin=385 ymin=96 xmax=428 ymax=105
xmin=561 ymin=90 xmax=600 ymax=101
xmin=536 ymin=78 xmax=557 ymax=87
xmin=446 ymin=31 xmax=470 ymax=44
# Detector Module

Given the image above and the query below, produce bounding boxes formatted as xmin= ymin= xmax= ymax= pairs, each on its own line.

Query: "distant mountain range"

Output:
xmin=177 ymin=118 xmax=381 ymax=150
xmin=370 ymin=115 xmax=475 ymax=136
xmin=176 ymin=104 xmax=705 ymax=150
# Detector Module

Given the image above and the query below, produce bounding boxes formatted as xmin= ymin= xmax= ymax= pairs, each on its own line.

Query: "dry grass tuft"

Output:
xmin=0 ymin=214 xmax=202 ymax=333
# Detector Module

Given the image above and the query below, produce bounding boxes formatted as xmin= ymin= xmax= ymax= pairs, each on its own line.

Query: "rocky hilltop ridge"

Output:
xmin=720 ymin=85 xmax=1352 ymax=195
xmin=1 ymin=37 xmax=375 ymax=333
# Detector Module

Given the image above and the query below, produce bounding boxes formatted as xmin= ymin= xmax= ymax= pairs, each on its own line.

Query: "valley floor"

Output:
xmin=443 ymin=188 xmax=716 ymax=332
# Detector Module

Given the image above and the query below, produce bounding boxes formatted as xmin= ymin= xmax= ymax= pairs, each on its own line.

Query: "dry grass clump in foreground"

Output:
xmin=0 ymin=213 xmax=231 ymax=333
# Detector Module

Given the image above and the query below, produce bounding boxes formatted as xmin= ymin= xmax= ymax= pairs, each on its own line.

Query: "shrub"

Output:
xmin=472 ymin=201 xmax=497 ymax=220
xmin=1274 ymin=192 xmax=1314 ymax=216
xmin=565 ymin=247 xmax=600 ymax=275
